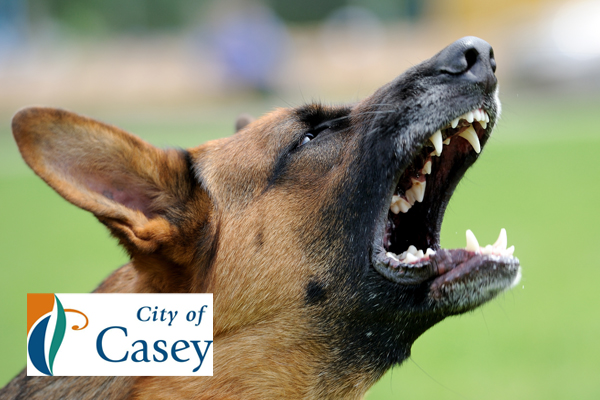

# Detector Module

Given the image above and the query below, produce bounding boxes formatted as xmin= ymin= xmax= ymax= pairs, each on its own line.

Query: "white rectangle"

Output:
xmin=27 ymin=294 xmax=213 ymax=376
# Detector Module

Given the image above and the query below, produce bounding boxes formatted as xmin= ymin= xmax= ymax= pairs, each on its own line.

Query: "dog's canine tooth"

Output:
xmin=465 ymin=229 xmax=480 ymax=252
xmin=458 ymin=125 xmax=481 ymax=153
xmin=405 ymin=187 xmax=417 ymax=205
xmin=480 ymin=120 xmax=487 ymax=130
xmin=426 ymin=248 xmax=436 ymax=256
xmin=430 ymin=130 xmax=443 ymax=156
xmin=421 ymin=160 xmax=432 ymax=175
xmin=451 ymin=118 xmax=460 ymax=129
xmin=386 ymin=252 xmax=399 ymax=261
xmin=493 ymin=228 xmax=508 ymax=251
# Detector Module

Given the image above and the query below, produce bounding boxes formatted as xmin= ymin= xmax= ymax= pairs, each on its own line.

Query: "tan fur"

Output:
xmin=4 ymin=107 xmax=369 ymax=400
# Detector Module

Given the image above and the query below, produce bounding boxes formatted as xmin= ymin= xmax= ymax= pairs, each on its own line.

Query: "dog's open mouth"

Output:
xmin=373 ymin=107 xmax=521 ymax=295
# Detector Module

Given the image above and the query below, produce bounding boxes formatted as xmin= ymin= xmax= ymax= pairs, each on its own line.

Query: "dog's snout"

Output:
xmin=436 ymin=36 xmax=497 ymax=91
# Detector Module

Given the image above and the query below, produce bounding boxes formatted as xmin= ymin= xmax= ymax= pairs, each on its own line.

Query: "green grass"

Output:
xmin=1 ymin=98 xmax=599 ymax=399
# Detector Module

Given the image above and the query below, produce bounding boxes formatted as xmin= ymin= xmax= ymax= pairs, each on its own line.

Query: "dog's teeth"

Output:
xmin=476 ymin=109 xmax=486 ymax=122
xmin=443 ymin=138 xmax=451 ymax=145
xmin=462 ymin=228 xmax=514 ymax=257
xmin=421 ymin=159 xmax=432 ymax=175
xmin=465 ymin=229 xmax=480 ymax=252
xmin=404 ymin=253 xmax=418 ymax=263
xmin=409 ymin=178 xmax=426 ymax=203
xmin=397 ymin=197 xmax=411 ymax=213
xmin=484 ymin=110 xmax=490 ymax=123
xmin=407 ymin=245 xmax=418 ymax=255
xmin=458 ymin=126 xmax=481 ymax=153
xmin=504 ymin=245 xmax=515 ymax=257
xmin=391 ymin=195 xmax=411 ymax=214
xmin=430 ymin=130 xmax=443 ymax=156
xmin=493 ymin=228 xmax=508 ymax=251
xmin=481 ymin=244 xmax=494 ymax=255
xmin=390 ymin=195 xmax=400 ymax=214
xmin=415 ymin=250 xmax=424 ymax=258
xmin=426 ymin=248 xmax=436 ymax=256
xmin=480 ymin=120 xmax=487 ymax=130
xmin=451 ymin=118 xmax=460 ymax=129
xmin=465 ymin=111 xmax=474 ymax=123
xmin=405 ymin=187 xmax=417 ymax=205
xmin=386 ymin=252 xmax=399 ymax=261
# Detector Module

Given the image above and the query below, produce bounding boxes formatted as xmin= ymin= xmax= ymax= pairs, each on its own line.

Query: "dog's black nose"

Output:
xmin=435 ymin=36 xmax=497 ymax=91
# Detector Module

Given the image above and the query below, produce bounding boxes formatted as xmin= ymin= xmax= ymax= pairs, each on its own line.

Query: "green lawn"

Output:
xmin=1 ymin=97 xmax=599 ymax=399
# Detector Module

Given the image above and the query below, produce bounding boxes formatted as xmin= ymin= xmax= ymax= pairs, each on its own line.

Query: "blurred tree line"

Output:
xmin=24 ymin=0 xmax=423 ymax=34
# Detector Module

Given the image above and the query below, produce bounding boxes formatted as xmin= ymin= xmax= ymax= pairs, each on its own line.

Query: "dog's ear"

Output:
xmin=235 ymin=113 xmax=255 ymax=132
xmin=12 ymin=107 xmax=198 ymax=255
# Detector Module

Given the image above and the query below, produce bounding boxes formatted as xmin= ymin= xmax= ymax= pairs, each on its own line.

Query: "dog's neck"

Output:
xmin=95 ymin=263 xmax=393 ymax=399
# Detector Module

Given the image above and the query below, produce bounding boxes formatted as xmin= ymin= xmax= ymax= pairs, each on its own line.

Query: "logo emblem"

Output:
xmin=27 ymin=294 xmax=88 ymax=376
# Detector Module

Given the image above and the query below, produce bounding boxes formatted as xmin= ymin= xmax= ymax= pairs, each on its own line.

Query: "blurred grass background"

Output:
xmin=2 ymin=0 xmax=600 ymax=398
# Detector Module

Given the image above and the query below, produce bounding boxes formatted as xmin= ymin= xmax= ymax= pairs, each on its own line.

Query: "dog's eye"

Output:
xmin=300 ymin=133 xmax=315 ymax=146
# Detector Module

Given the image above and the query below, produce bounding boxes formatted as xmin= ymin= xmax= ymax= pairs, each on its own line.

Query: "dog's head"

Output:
xmin=13 ymin=37 xmax=520 ymax=396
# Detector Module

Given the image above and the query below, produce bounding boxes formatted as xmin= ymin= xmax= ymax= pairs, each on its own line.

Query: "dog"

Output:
xmin=1 ymin=36 xmax=520 ymax=399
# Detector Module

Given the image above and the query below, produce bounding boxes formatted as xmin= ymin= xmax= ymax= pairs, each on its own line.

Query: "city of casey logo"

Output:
xmin=27 ymin=294 xmax=88 ymax=376
xmin=26 ymin=293 xmax=213 ymax=376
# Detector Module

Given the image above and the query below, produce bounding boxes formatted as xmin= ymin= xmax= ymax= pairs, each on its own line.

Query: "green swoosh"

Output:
xmin=48 ymin=295 xmax=66 ymax=375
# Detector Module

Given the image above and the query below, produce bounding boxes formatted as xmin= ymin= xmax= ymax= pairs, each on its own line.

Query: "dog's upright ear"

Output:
xmin=12 ymin=107 xmax=202 ymax=259
xmin=235 ymin=113 xmax=255 ymax=132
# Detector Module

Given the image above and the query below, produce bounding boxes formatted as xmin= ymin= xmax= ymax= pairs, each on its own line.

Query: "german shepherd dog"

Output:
xmin=2 ymin=37 xmax=520 ymax=399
